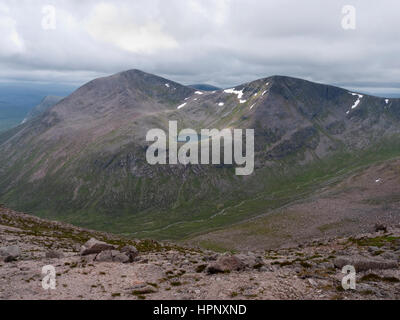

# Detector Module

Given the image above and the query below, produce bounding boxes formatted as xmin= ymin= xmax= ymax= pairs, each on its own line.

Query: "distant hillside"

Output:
xmin=0 ymin=83 xmax=74 ymax=132
xmin=0 ymin=69 xmax=399 ymax=242
xmin=21 ymin=96 xmax=64 ymax=124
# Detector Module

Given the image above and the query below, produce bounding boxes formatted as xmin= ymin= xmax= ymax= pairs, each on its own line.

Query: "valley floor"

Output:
xmin=189 ymin=157 xmax=400 ymax=251
xmin=1 ymin=207 xmax=400 ymax=300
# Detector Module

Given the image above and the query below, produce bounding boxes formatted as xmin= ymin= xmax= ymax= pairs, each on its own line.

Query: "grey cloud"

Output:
xmin=0 ymin=0 xmax=399 ymax=95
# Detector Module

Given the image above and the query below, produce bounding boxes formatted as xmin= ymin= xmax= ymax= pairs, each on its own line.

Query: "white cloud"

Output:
xmin=86 ymin=3 xmax=178 ymax=54
xmin=0 ymin=0 xmax=399 ymax=95
xmin=0 ymin=4 xmax=25 ymax=56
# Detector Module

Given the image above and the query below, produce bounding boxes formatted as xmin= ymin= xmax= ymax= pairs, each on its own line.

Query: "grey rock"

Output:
xmin=95 ymin=250 xmax=130 ymax=263
xmin=113 ymin=252 xmax=130 ymax=263
xmin=80 ymin=238 xmax=115 ymax=256
xmin=0 ymin=245 xmax=20 ymax=262
xmin=206 ymin=255 xmax=246 ymax=274
xmin=120 ymin=245 xmax=138 ymax=262
xmin=235 ymin=253 xmax=263 ymax=269
xmin=95 ymin=250 xmax=114 ymax=262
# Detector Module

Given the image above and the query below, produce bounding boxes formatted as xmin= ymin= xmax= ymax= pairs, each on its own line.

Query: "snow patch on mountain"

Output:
xmin=224 ymin=88 xmax=244 ymax=99
xmin=349 ymin=92 xmax=363 ymax=109
xmin=177 ymin=103 xmax=187 ymax=110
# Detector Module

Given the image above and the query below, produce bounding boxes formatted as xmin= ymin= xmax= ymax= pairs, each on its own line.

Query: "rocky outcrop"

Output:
xmin=95 ymin=250 xmax=130 ymax=263
xmin=235 ymin=253 xmax=263 ymax=269
xmin=0 ymin=245 xmax=20 ymax=262
xmin=80 ymin=238 xmax=115 ymax=256
xmin=206 ymin=255 xmax=246 ymax=274
xmin=121 ymin=245 xmax=139 ymax=262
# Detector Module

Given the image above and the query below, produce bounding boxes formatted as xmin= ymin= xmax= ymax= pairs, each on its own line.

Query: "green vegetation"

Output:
xmin=360 ymin=273 xmax=400 ymax=283
xmin=1 ymin=71 xmax=400 ymax=246
xmin=198 ymin=241 xmax=234 ymax=253
xmin=111 ymin=293 xmax=121 ymax=297
xmin=1 ymin=136 xmax=400 ymax=243
xmin=349 ymin=235 xmax=400 ymax=248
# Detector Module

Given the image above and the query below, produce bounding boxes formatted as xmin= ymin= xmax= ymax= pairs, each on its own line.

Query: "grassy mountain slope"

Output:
xmin=188 ymin=155 xmax=400 ymax=251
xmin=0 ymin=70 xmax=399 ymax=241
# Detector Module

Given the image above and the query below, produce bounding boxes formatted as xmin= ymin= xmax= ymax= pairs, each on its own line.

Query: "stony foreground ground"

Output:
xmin=1 ymin=206 xmax=400 ymax=300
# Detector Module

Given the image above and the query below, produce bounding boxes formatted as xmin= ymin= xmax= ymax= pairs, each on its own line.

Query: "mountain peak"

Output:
xmin=1 ymin=69 xmax=400 ymax=246
xmin=48 ymin=69 xmax=195 ymax=120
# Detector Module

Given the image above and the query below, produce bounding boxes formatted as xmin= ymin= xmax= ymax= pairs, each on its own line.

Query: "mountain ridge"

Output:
xmin=21 ymin=95 xmax=64 ymax=124
xmin=0 ymin=69 xmax=400 ymax=242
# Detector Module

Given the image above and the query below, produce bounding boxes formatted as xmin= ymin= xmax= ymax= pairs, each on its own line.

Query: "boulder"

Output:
xmin=95 ymin=250 xmax=130 ymax=263
xmin=113 ymin=252 xmax=130 ymax=263
xmin=235 ymin=253 xmax=263 ymax=269
xmin=334 ymin=256 xmax=398 ymax=272
xmin=0 ymin=245 xmax=20 ymax=262
xmin=80 ymin=238 xmax=115 ymax=256
xmin=95 ymin=250 xmax=114 ymax=262
xmin=120 ymin=245 xmax=139 ymax=262
xmin=206 ymin=255 xmax=246 ymax=274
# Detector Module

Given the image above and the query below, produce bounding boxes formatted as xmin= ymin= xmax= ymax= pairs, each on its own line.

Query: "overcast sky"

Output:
xmin=1 ymin=0 xmax=399 ymax=95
